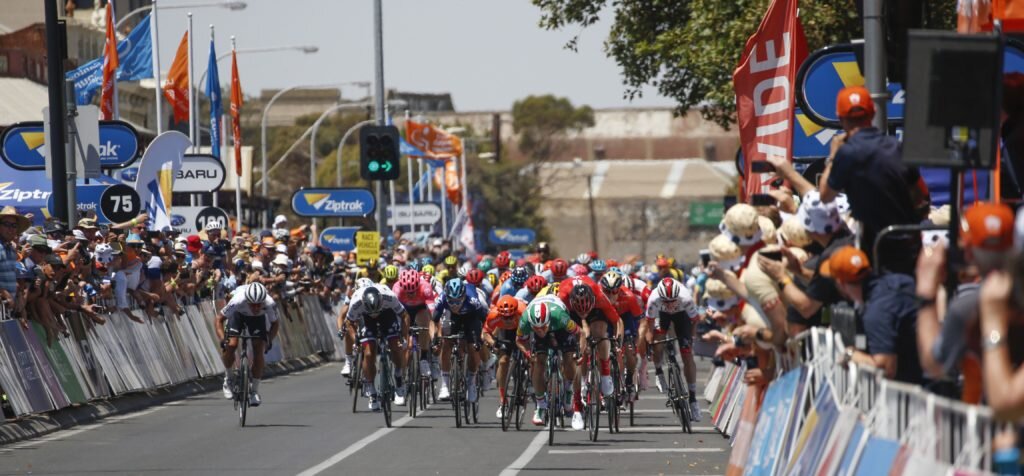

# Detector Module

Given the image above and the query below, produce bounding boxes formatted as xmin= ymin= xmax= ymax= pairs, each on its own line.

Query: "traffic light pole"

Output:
xmin=372 ymin=0 xmax=386 ymax=235
xmin=44 ymin=0 xmax=69 ymax=224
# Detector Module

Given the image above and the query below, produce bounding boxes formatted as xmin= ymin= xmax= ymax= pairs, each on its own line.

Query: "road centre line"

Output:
xmin=499 ymin=430 xmax=548 ymax=476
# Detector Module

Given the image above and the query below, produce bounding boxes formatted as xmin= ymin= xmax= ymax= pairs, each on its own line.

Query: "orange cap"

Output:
xmin=961 ymin=202 xmax=1014 ymax=250
xmin=819 ymin=246 xmax=870 ymax=283
xmin=836 ymin=86 xmax=875 ymax=119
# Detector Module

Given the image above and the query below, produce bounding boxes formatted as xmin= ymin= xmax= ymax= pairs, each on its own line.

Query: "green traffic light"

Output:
xmin=368 ymin=161 xmax=380 ymax=172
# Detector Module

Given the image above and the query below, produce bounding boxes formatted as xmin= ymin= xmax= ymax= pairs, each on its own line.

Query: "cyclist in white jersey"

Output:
xmin=216 ymin=283 xmax=279 ymax=406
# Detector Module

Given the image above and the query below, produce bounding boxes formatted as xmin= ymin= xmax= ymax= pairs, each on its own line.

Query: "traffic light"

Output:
xmin=359 ymin=125 xmax=401 ymax=181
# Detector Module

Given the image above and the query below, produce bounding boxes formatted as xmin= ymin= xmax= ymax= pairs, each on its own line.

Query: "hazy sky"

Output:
xmin=150 ymin=0 xmax=674 ymax=111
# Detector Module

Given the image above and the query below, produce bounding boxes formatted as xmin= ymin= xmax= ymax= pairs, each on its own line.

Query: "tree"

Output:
xmin=531 ymin=0 xmax=956 ymax=128
xmin=512 ymin=94 xmax=594 ymax=162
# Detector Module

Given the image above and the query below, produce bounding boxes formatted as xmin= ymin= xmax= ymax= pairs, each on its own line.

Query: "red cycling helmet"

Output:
xmin=495 ymin=254 xmax=511 ymax=269
xmin=525 ymin=275 xmax=547 ymax=295
xmin=550 ymin=258 xmax=569 ymax=278
xmin=568 ymin=284 xmax=596 ymax=316
xmin=465 ymin=268 xmax=485 ymax=285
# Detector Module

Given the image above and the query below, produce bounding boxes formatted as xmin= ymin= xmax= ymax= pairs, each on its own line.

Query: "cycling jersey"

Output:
xmin=556 ymin=276 xmax=621 ymax=325
xmin=483 ymin=298 xmax=527 ymax=334
xmin=497 ymin=278 xmax=522 ymax=298
xmin=346 ymin=284 xmax=405 ymax=322
xmin=432 ymin=284 xmax=488 ymax=344
xmin=516 ymin=295 xmax=578 ymax=341
xmin=608 ymin=285 xmax=644 ymax=337
xmin=627 ymin=276 xmax=652 ymax=305
xmin=392 ymin=278 xmax=437 ymax=313
xmin=645 ymin=285 xmax=699 ymax=321
xmin=513 ymin=287 xmax=537 ymax=302
xmin=540 ymin=270 xmax=566 ymax=283
xmin=221 ymin=284 xmax=279 ymax=338
xmin=536 ymin=284 xmax=557 ymax=297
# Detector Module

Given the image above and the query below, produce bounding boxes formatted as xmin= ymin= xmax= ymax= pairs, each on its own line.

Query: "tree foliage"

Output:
xmin=512 ymin=94 xmax=595 ymax=162
xmin=531 ymin=0 xmax=956 ymax=128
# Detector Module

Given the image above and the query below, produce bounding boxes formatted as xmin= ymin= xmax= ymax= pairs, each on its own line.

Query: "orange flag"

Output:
xmin=162 ymin=32 xmax=189 ymax=123
xmin=99 ymin=3 xmax=119 ymax=120
xmin=230 ymin=49 xmax=243 ymax=176
xmin=432 ymin=157 xmax=462 ymax=205
xmin=406 ymin=120 xmax=463 ymax=158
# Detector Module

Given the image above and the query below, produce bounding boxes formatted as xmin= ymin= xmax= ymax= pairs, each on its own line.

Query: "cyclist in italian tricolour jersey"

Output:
xmin=516 ymin=295 xmax=579 ymax=427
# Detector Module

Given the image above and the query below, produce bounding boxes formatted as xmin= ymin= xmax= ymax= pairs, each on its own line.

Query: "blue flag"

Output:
xmin=66 ymin=14 xmax=154 ymax=105
xmin=205 ymin=39 xmax=222 ymax=159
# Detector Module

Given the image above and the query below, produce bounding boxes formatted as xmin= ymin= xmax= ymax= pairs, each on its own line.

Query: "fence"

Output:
xmin=704 ymin=327 xmax=998 ymax=474
xmin=0 ymin=294 xmax=343 ymax=418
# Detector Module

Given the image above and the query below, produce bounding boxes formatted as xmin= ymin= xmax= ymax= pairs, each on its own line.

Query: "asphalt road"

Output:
xmin=1 ymin=359 xmax=730 ymax=476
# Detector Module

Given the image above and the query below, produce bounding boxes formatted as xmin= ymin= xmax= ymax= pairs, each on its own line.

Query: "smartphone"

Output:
xmin=699 ymin=249 xmax=711 ymax=267
xmin=751 ymin=193 xmax=776 ymax=207
xmin=759 ymin=248 xmax=783 ymax=261
xmin=750 ymin=161 xmax=775 ymax=173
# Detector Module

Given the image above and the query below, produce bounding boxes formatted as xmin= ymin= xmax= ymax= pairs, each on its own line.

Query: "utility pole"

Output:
xmin=45 ymin=0 xmax=68 ymax=223
xmin=863 ymin=0 xmax=888 ymax=130
xmin=587 ymin=174 xmax=598 ymax=254
xmin=64 ymin=81 xmax=78 ymax=224
xmin=372 ymin=0 xmax=386 ymax=234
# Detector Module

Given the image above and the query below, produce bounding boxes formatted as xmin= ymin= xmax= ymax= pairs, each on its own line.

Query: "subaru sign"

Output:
xmin=174 ymin=154 xmax=225 ymax=192
xmin=488 ymin=227 xmax=536 ymax=246
xmin=291 ymin=188 xmax=375 ymax=217
xmin=319 ymin=227 xmax=360 ymax=252
xmin=119 ymin=167 xmax=139 ymax=183
xmin=1 ymin=120 xmax=140 ymax=170
xmin=797 ymin=40 xmax=1024 ymax=129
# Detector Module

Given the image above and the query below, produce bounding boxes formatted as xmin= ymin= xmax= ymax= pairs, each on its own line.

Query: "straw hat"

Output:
xmin=0 ymin=206 xmax=30 ymax=233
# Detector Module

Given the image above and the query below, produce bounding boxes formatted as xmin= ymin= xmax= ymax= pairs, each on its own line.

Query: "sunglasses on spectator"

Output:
xmin=0 ymin=221 xmax=19 ymax=229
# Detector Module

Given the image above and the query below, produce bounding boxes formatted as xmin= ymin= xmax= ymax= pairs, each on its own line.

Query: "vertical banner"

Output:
xmin=162 ymin=32 xmax=190 ymax=124
xmin=134 ymin=131 xmax=191 ymax=230
xmin=99 ymin=3 xmax=119 ymax=120
xmin=230 ymin=49 xmax=243 ymax=176
xmin=732 ymin=0 xmax=806 ymax=198
xmin=206 ymin=34 xmax=221 ymax=160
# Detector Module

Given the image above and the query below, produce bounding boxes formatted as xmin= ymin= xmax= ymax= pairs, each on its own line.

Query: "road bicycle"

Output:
xmin=653 ymin=336 xmax=692 ymax=433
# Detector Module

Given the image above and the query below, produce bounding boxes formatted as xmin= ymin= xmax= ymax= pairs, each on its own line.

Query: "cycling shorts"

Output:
xmin=493 ymin=328 xmax=518 ymax=355
xmin=621 ymin=314 xmax=641 ymax=338
xmin=358 ymin=311 xmax=402 ymax=344
xmin=653 ymin=311 xmax=693 ymax=350
xmin=449 ymin=313 xmax=483 ymax=346
xmin=403 ymin=303 xmax=429 ymax=317
xmin=532 ymin=330 xmax=577 ymax=356
xmin=226 ymin=314 xmax=267 ymax=339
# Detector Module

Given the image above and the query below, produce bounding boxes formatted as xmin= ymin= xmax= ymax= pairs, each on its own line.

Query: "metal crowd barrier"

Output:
xmin=0 ymin=295 xmax=341 ymax=418
xmin=703 ymin=327 xmax=999 ymax=473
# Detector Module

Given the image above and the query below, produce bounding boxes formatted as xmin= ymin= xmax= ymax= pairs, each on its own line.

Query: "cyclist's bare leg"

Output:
xmin=496 ymin=353 xmax=510 ymax=400
xmin=222 ymin=337 xmax=238 ymax=369
xmin=387 ymin=337 xmax=405 ymax=375
xmin=465 ymin=342 xmax=480 ymax=373
xmin=531 ymin=353 xmax=546 ymax=395
xmin=591 ymin=321 xmax=610 ymax=364
xmin=363 ymin=343 xmax=378 ymax=383
xmin=414 ymin=309 xmax=431 ymax=362
xmin=250 ymin=339 xmax=266 ymax=379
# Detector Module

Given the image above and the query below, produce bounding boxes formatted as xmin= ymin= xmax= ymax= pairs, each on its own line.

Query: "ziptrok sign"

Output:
xmin=291 ymin=188 xmax=375 ymax=217
xmin=488 ymin=228 xmax=536 ymax=246
xmin=0 ymin=120 xmax=140 ymax=170
xmin=319 ymin=226 xmax=359 ymax=252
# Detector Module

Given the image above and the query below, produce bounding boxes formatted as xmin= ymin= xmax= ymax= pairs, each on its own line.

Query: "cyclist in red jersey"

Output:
xmin=482 ymin=295 xmax=527 ymax=419
xmin=599 ymin=271 xmax=645 ymax=401
xmin=558 ymin=276 xmax=622 ymax=402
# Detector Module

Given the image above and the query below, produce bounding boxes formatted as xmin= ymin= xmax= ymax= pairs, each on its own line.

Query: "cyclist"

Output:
xmin=466 ymin=268 xmax=493 ymax=297
xmin=515 ymin=295 xmax=580 ymax=427
xmin=216 ymin=283 xmax=279 ymax=406
xmin=558 ymin=277 xmax=622 ymax=401
xmin=588 ymin=259 xmax=608 ymax=281
xmin=515 ymin=275 xmax=548 ymax=302
xmin=487 ymin=252 xmax=511 ymax=280
xmin=575 ymin=252 xmax=592 ymax=267
xmin=347 ymin=284 xmax=410 ymax=411
xmin=541 ymin=258 xmax=570 ymax=283
xmin=380 ymin=264 xmax=400 ymax=287
xmin=568 ymin=263 xmax=589 ymax=278
xmin=433 ymin=278 xmax=488 ymax=403
xmin=646 ymin=277 xmax=702 ymax=421
xmin=482 ymin=295 xmax=527 ymax=418
xmin=497 ymin=266 xmax=530 ymax=299
xmin=394 ymin=270 xmax=437 ymax=379
xmin=599 ymin=271 xmax=645 ymax=402
xmin=338 ymin=278 xmax=376 ymax=376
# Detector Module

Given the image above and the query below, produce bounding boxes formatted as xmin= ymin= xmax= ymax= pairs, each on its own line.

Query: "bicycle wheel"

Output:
xmin=351 ymin=351 xmax=363 ymax=414
xmin=238 ymin=353 xmax=249 ymax=427
xmin=513 ymin=356 xmax=527 ymax=431
xmin=501 ymin=355 xmax=515 ymax=431
xmin=452 ymin=352 xmax=463 ymax=428
xmin=669 ymin=365 xmax=691 ymax=433
xmin=587 ymin=357 xmax=601 ymax=442
xmin=609 ymin=356 xmax=621 ymax=434
xmin=380 ymin=353 xmax=393 ymax=428
xmin=408 ymin=349 xmax=419 ymax=418
xmin=547 ymin=357 xmax=560 ymax=446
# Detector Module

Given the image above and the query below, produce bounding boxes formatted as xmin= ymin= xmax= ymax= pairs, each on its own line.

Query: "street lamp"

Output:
xmin=115 ymin=1 xmax=246 ymax=30
xmin=197 ymin=45 xmax=318 ymax=87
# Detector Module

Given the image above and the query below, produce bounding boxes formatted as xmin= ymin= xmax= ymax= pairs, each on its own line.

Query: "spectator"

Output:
xmin=978 ymin=252 xmax=1024 ymax=420
xmin=818 ymin=85 xmax=920 ymax=274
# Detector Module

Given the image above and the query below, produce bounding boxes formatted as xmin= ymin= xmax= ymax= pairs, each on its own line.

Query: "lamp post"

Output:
xmin=197 ymin=45 xmax=318 ymax=87
xmin=115 ymin=1 xmax=246 ymax=30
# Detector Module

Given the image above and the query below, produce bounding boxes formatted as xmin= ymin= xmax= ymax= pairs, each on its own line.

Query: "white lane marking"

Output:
xmin=0 ymin=406 xmax=167 ymax=452
xmin=548 ymin=448 xmax=725 ymax=455
xmin=499 ymin=430 xmax=548 ymax=476
xmin=632 ymin=409 xmax=674 ymax=413
xmin=618 ymin=426 xmax=716 ymax=432
xmin=295 ymin=406 xmax=426 ymax=476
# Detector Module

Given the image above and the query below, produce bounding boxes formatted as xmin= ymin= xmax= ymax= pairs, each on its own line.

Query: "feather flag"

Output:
xmin=99 ymin=3 xmax=119 ymax=119
xmin=162 ymin=32 xmax=190 ymax=123
xmin=205 ymin=38 xmax=222 ymax=160
xmin=229 ymin=49 xmax=243 ymax=176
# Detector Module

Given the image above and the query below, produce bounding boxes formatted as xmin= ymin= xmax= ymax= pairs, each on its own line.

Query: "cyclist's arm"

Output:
xmin=215 ymin=312 xmax=227 ymax=341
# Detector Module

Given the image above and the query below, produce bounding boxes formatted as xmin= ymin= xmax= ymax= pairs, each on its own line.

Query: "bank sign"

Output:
xmin=0 ymin=120 xmax=140 ymax=170
xmin=291 ymin=188 xmax=375 ymax=217
xmin=488 ymin=227 xmax=536 ymax=246
xmin=319 ymin=226 xmax=360 ymax=252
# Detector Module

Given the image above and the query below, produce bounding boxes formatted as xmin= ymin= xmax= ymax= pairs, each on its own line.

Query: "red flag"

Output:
xmin=732 ymin=0 xmax=806 ymax=199
xmin=230 ymin=49 xmax=243 ymax=176
xmin=99 ymin=3 xmax=119 ymax=120
xmin=162 ymin=32 xmax=190 ymax=123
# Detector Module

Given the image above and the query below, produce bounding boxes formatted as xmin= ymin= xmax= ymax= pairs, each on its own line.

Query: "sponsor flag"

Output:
xmin=229 ymin=49 xmax=243 ymax=175
xmin=163 ymin=32 xmax=190 ymax=123
xmin=432 ymin=157 xmax=462 ymax=205
xmin=732 ymin=0 xmax=806 ymax=198
xmin=459 ymin=206 xmax=477 ymax=258
xmin=134 ymin=131 xmax=191 ymax=231
xmin=66 ymin=14 xmax=153 ymax=105
xmin=99 ymin=3 xmax=119 ymax=120
xmin=206 ymin=38 xmax=222 ymax=160
xmin=405 ymin=120 xmax=463 ymax=159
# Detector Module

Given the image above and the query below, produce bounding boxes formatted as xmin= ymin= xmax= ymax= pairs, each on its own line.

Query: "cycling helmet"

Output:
xmin=421 ymin=264 xmax=435 ymax=276
xmin=444 ymin=255 xmax=458 ymax=267
xmin=205 ymin=220 xmax=222 ymax=231
xmin=465 ymin=268 xmax=485 ymax=285
xmin=362 ymin=287 xmax=384 ymax=314
xmin=421 ymin=256 xmax=434 ymax=265
xmin=533 ymin=263 xmax=545 ymax=276
xmin=382 ymin=264 xmax=399 ymax=282
xmin=458 ymin=262 xmax=472 ymax=278
xmin=496 ymin=295 xmax=519 ymax=319
xmin=600 ymin=271 xmax=624 ymax=293
xmin=444 ymin=278 xmax=466 ymax=302
xmin=478 ymin=259 xmax=494 ymax=272
xmin=576 ymin=253 xmax=592 ymax=265
xmin=486 ymin=273 xmax=498 ymax=288
xmin=570 ymin=263 xmax=588 ymax=277
xmin=605 ymin=259 xmax=619 ymax=269
xmin=546 ymin=282 xmax=561 ymax=296
xmin=568 ymin=284 xmax=596 ymax=316
xmin=355 ymin=277 xmax=375 ymax=290
xmin=526 ymin=302 xmax=552 ymax=329
xmin=589 ymin=259 xmax=607 ymax=274
xmin=525 ymin=275 xmax=547 ymax=295
xmin=495 ymin=254 xmax=510 ymax=269
xmin=550 ymin=259 xmax=569 ymax=278
xmin=656 ymin=278 xmax=682 ymax=301
xmin=398 ymin=274 xmax=418 ymax=295
xmin=619 ymin=263 xmax=635 ymax=276
xmin=608 ymin=266 xmax=622 ymax=275
xmin=245 ymin=283 xmax=268 ymax=304
xmin=435 ymin=269 xmax=450 ymax=283
xmin=510 ymin=267 xmax=529 ymax=286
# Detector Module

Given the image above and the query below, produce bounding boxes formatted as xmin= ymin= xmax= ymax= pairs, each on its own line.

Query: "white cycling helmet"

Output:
xmin=245 ymin=283 xmax=268 ymax=304
xmin=204 ymin=220 xmax=222 ymax=231
xmin=656 ymin=278 xmax=683 ymax=301
xmin=355 ymin=277 xmax=375 ymax=290
xmin=576 ymin=253 xmax=591 ymax=265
